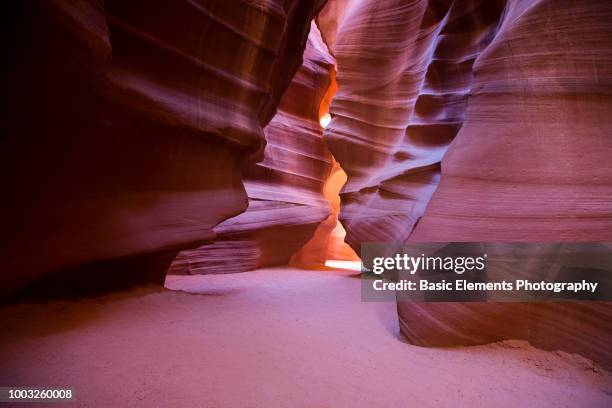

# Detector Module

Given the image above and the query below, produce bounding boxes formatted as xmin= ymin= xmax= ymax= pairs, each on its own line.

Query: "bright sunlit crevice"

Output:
xmin=324 ymin=260 xmax=362 ymax=271
xmin=319 ymin=112 xmax=331 ymax=128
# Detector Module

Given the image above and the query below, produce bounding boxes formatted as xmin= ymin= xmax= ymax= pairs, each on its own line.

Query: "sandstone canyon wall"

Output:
xmin=321 ymin=0 xmax=612 ymax=368
xmin=410 ymin=0 xmax=612 ymax=242
xmin=170 ymin=22 xmax=339 ymax=274
xmin=322 ymin=0 xmax=506 ymax=249
xmin=404 ymin=0 xmax=612 ymax=369
xmin=1 ymin=0 xmax=325 ymax=298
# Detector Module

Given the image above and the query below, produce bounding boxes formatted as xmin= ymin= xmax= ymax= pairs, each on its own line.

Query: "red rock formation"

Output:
xmin=316 ymin=0 xmax=357 ymax=53
xmin=291 ymin=160 xmax=360 ymax=267
xmin=402 ymin=0 xmax=612 ymax=369
xmin=323 ymin=0 xmax=507 ymax=250
xmin=400 ymin=302 xmax=612 ymax=370
xmin=290 ymin=52 xmax=359 ymax=267
xmin=322 ymin=0 xmax=612 ymax=368
xmin=323 ymin=167 xmax=360 ymax=262
xmin=411 ymin=0 xmax=612 ymax=241
xmin=170 ymin=22 xmax=338 ymax=274
xmin=1 ymin=0 xmax=325 ymax=298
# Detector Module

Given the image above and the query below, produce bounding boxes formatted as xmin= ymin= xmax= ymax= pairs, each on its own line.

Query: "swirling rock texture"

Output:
xmin=410 ymin=0 xmax=612 ymax=242
xmin=170 ymin=22 xmax=338 ymax=275
xmin=323 ymin=0 xmax=506 ymax=249
xmin=322 ymin=0 xmax=612 ymax=368
xmin=315 ymin=0 xmax=357 ymax=53
xmin=1 ymin=0 xmax=325 ymax=298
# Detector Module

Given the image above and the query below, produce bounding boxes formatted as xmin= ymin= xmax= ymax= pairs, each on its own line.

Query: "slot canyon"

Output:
xmin=1 ymin=0 xmax=611 ymax=407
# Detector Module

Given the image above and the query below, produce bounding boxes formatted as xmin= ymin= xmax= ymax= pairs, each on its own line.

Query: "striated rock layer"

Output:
xmin=400 ymin=302 xmax=612 ymax=370
xmin=323 ymin=0 xmax=506 ymax=249
xmin=403 ymin=0 xmax=612 ymax=369
xmin=411 ymin=0 xmax=612 ymax=242
xmin=322 ymin=0 xmax=612 ymax=368
xmin=1 ymin=0 xmax=325 ymax=298
xmin=170 ymin=23 xmax=337 ymax=275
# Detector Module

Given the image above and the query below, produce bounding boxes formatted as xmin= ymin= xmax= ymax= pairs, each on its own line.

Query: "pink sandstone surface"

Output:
xmin=170 ymin=22 xmax=339 ymax=274
xmin=1 ymin=0 xmax=325 ymax=298
xmin=320 ymin=0 xmax=612 ymax=369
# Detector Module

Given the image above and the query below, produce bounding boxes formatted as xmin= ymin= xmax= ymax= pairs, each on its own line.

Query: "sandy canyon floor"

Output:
xmin=1 ymin=268 xmax=611 ymax=407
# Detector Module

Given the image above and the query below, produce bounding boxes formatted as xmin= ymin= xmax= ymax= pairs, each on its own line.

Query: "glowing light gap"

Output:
xmin=319 ymin=112 xmax=331 ymax=128
xmin=325 ymin=260 xmax=362 ymax=271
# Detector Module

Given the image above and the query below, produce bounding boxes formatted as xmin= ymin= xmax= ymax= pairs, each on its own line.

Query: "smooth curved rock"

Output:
xmin=170 ymin=22 xmax=338 ymax=274
xmin=399 ymin=302 xmax=612 ymax=370
xmin=401 ymin=0 xmax=612 ymax=369
xmin=1 ymin=0 xmax=324 ymax=297
xmin=322 ymin=0 xmax=612 ymax=368
xmin=411 ymin=0 xmax=612 ymax=241
xmin=324 ymin=0 xmax=506 ymax=250
xmin=316 ymin=0 xmax=357 ymax=54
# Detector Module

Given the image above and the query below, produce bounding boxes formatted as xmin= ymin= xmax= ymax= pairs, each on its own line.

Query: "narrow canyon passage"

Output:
xmin=2 ymin=0 xmax=612 ymax=406
xmin=2 ymin=269 xmax=610 ymax=408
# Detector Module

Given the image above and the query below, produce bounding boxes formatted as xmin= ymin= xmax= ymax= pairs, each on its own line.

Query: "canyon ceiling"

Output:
xmin=2 ymin=0 xmax=611 ymax=368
